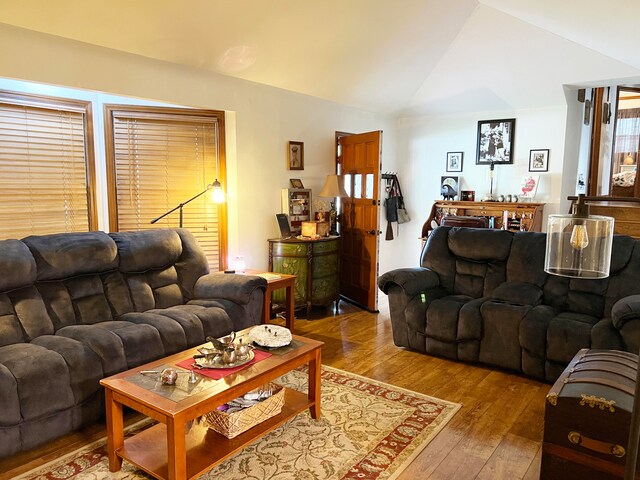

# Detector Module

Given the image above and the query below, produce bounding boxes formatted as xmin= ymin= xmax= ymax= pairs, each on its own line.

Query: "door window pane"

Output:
xmin=365 ymin=174 xmax=374 ymax=199
xmin=354 ymin=174 xmax=362 ymax=199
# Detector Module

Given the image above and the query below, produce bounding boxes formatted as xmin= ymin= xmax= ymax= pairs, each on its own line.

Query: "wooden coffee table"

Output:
xmin=100 ymin=330 xmax=323 ymax=480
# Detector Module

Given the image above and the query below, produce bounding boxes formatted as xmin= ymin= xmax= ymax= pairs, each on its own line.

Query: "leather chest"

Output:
xmin=542 ymin=348 xmax=639 ymax=480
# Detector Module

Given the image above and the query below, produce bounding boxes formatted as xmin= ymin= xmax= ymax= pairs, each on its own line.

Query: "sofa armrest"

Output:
xmin=194 ymin=274 xmax=267 ymax=305
xmin=612 ymin=295 xmax=640 ymax=329
xmin=490 ymin=282 xmax=543 ymax=306
xmin=378 ymin=267 xmax=440 ymax=296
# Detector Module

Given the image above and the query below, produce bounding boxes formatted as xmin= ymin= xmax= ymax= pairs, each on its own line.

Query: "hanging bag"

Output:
xmin=395 ymin=177 xmax=411 ymax=224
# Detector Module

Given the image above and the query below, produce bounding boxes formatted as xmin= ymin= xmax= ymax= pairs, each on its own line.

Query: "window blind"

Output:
xmin=106 ymin=106 xmax=226 ymax=271
xmin=0 ymin=92 xmax=95 ymax=239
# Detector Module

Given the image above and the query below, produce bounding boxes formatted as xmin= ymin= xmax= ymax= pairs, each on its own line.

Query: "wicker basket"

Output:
xmin=204 ymin=383 xmax=285 ymax=439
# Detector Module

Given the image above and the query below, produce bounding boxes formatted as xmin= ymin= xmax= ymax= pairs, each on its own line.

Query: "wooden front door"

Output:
xmin=338 ymin=131 xmax=382 ymax=312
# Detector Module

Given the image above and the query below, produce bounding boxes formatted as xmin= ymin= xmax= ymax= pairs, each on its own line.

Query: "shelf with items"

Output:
xmin=281 ymin=188 xmax=312 ymax=235
xmin=421 ymin=200 xmax=545 ymax=238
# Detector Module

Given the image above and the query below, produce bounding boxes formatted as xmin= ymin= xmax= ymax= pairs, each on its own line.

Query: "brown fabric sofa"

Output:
xmin=0 ymin=228 xmax=266 ymax=458
xmin=378 ymin=226 xmax=640 ymax=383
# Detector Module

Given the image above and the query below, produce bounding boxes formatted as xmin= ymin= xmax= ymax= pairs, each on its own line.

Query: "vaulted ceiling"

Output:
xmin=1 ymin=0 xmax=640 ymax=115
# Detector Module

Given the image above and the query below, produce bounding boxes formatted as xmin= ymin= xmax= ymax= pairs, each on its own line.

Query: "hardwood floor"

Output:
xmin=0 ymin=297 xmax=547 ymax=479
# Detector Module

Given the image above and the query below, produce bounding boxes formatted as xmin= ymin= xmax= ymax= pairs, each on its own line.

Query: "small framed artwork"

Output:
xmin=446 ymin=152 xmax=463 ymax=172
xmin=520 ymin=175 xmax=540 ymax=199
xmin=441 ymin=176 xmax=459 ymax=200
xmin=529 ymin=149 xmax=549 ymax=172
xmin=290 ymin=178 xmax=304 ymax=189
xmin=476 ymin=118 xmax=516 ymax=165
xmin=288 ymin=141 xmax=304 ymax=170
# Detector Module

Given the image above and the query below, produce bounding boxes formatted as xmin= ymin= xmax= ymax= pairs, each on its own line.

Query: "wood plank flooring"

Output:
xmin=0 ymin=297 xmax=547 ymax=479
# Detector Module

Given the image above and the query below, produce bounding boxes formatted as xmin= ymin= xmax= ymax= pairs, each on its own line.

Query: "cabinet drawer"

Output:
xmin=312 ymin=239 xmax=339 ymax=254
xmin=271 ymin=242 xmax=308 ymax=256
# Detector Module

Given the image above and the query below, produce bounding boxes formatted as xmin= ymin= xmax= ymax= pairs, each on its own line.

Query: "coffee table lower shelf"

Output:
xmin=118 ymin=388 xmax=311 ymax=480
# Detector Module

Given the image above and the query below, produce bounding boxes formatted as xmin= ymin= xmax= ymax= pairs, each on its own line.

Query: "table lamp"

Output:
xmin=319 ymin=174 xmax=348 ymax=235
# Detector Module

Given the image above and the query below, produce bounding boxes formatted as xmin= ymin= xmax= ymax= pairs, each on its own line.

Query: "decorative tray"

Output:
xmin=194 ymin=350 xmax=254 ymax=369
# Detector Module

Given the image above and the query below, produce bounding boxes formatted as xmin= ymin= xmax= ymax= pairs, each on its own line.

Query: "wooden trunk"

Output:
xmin=541 ymin=349 xmax=639 ymax=480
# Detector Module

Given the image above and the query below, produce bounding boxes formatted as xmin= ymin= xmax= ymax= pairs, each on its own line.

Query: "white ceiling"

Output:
xmin=1 ymin=0 xmax=640 ymax=115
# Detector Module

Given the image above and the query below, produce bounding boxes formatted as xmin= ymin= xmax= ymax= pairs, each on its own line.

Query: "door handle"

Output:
xmin=366 ymin=230 xmax=380 ymax=235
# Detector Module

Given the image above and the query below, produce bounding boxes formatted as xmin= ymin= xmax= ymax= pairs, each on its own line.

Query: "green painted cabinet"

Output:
xmin=268 ymin=237 xmax=339 ymax=318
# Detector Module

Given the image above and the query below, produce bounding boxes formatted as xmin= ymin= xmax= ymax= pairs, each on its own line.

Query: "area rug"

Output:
xmin=17 ymin=366 xmax=460 ymax=480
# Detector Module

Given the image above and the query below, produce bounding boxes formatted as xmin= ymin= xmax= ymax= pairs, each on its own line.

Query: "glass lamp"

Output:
xmin=319 ymin=174 xmax=348 ymax=235
xmin=544 ymin=194 xmax=614 ymax=278
xmin=210 ymin=178 xmax=225 ymax=203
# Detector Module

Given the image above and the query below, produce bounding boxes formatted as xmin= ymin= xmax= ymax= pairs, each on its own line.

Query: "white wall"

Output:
xmin=388 ymin=106 xmax=567 ymax=270
xmin=0 ymin=24 xmax=397 ymax=274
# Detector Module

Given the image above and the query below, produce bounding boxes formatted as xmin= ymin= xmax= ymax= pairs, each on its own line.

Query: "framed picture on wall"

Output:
xmin=529 ymin=149 xmax=549 ymax=172
xmin=288 ymin=141 xmax=304 ymax=170
xmin=476 ymin=118 xmax=515 ymax=165
xmin=446 ymin=152 xmax=463 ymax=172
xmin=290 ymin=178 xmax=304 ymax=189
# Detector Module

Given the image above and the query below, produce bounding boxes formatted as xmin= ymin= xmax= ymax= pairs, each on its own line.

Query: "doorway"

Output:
xmin=335 ymin=131 xmax=382 ymax=312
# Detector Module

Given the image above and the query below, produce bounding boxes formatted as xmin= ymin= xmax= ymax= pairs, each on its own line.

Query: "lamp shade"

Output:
xmin=544 ymin=213 xmax=614 ymax=278
xmin=319 ymin=174 xmax=348 ymax=198
xmin=210 ymin=179 xmax=226 ymax=203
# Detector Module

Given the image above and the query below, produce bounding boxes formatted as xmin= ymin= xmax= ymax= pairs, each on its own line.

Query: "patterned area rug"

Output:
xmin=17 ymin=366 xmax=460 ymax=480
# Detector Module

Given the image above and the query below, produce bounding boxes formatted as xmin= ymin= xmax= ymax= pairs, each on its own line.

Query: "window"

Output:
xmin=105 ymin=105 xmax=226 ymax=270
xmin=0 ymin=90 xmax=96 ymax=238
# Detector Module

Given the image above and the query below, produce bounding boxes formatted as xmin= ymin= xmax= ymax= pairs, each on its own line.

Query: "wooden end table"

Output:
xmin=243 ymin=269 xmax=296 ymax=333
xmin=100 ymin=330 xmax=322 ymax=480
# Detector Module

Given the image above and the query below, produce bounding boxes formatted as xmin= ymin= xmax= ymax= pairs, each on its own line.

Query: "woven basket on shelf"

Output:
xmin=204 ymin=383 xmax=285 ymax=439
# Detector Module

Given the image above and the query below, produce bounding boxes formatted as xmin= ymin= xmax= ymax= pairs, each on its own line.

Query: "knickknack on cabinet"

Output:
xmin=422 ymin=200 xmax=545 ymax=238
xmin=281 ymin=188 xmax=312 ymax=235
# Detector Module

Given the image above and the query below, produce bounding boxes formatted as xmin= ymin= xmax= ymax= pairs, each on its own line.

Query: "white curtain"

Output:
xmin=614 ymin=107 xmax=640 ymax=154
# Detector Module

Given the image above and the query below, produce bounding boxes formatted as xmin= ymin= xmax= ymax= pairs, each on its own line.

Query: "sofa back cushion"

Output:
xmin=23 ymin=231 xmax=118 ymax=280
xmin=109 ymin=229 xmax=207 ymax=312
xmin=23 ymin=232 xmax=120 ymax=329
xmin=0 ymin=239 xmax=54 ymax=345
xmin=542 ymin=235 xmax=638 ymax=318
xmin=507 ymin=232 xmax=548 ymax=285
xmin=421 ymin=227 xmax=512 ymax=298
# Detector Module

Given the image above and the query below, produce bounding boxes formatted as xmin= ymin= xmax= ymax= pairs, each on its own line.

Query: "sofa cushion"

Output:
xmin=612 ymin=294 xmax=640 ymax=329
xmin=31 ymin=335 xmax=103 ymax=403
xmin=0 ymin=239 xmax=37 ymax=292
xmin=36 ymin=276 xmax=114 ymax=329
xmin=0 ymin=294 xmax=24 ymax=347
xmin=0 ymin=343 xmax=74 ymax=421
xmin=9 ymin=286 xmax=53 ymax=341
xmin=110 ymin=229 xmax=182 ymax=272
xmin=479 ymin=300 xmax=532 ymax=371
xmin=447 ymin=227 xmax=512 ymax=262
xmin=23 ymin=231 xmax=118 ymax=280
xmin=507 ymin=232 xmax=548 ymax=285
xmin=426 ymin=294 xmax=473 ymax=343
xmin=491 ymin=282 xmax=543 ymax=306
xmin=174 ymin=228 xmax=210 ymax=299
xmin=546 ymin=312 xmax=599 ymax=363
xmin=194 ymin=274 xmax=268 ymax=305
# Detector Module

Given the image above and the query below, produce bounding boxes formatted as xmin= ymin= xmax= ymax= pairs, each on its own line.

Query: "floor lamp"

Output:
xmin=150 ymin=179 xmax=225 ymax=227
xmin=543 ymin=195 xmax=640 ymax=478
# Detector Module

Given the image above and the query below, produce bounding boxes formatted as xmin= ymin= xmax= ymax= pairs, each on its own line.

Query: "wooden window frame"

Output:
xmin=104 ymin=104 xmax=227 ymax=269
xmin=0 ymin=89 xmax=98 ymax=234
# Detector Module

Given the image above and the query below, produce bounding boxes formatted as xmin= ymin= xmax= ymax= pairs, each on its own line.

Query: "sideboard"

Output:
xmin=421 ymin=200 xmax=545 ymax=238
xmin=268 ymin=236 xmax=340 ymax=318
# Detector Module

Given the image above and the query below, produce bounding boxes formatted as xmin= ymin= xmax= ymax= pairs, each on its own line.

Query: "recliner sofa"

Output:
xmin=378 ymin=226 xmax=640 ymax=383
xmin=0 ymin=228 xmax=266 ymax=458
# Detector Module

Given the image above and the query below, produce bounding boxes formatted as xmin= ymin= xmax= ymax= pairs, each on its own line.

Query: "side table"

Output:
xmin=244 ymin=270 xmax=296 ymax=334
